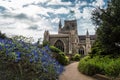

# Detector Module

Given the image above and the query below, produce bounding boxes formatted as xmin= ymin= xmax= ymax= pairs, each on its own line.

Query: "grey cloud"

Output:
xmin=61 ymin=0 xmax=69 ymax=2
xmin=0 ymin=26 xmax=16 ymax=29
xmin=0 ymin=13 xmax=28 ymax=19
xmin=23 ymin=4 xmax=29 ymax=8
xmin=0 ymin=6 xmax=7 ymax=13
xmin=0 ymin=22 xmax=15 ymax=26
xmin=27 ymin=25 xmax=43 ymax=31
xmin=14 ymin=13 xmax=29 ymax=20
xmin=0 ymin=13 xmax=37 ymax=22
xmin=28 ymin=25 xmax=38 ymax=30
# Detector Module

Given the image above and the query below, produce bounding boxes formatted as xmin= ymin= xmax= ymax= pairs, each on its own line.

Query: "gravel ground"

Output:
xmin=59 ymin=62 xmax=96 ymax=80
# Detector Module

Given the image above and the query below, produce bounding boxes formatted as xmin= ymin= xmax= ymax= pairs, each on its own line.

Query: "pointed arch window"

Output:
xmin=79 ymin=47 xmax=84 ymax=55
xmin=54 ymin=40 xmax=64 ymax=52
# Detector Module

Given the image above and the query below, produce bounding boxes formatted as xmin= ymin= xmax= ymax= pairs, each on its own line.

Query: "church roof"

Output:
xmin=49 ymin=34 xmax=69 ymax=38
xmin=79 ymin=35 xmax=96 ymax=40
xmin=79 ymin=35 xmax=86 ymax=40
xmin=90 ymin=35 xmax=96 ymax=40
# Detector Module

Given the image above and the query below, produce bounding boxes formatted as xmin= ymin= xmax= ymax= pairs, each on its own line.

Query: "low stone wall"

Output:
xmin=93 ymin=74 xmax=120 ymax=80
xmin=93 ymin=74 xmax=111 ymax=80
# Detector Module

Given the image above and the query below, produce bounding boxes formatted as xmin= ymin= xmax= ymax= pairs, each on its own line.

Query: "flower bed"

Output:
xmin=0 ymin=38 xmax=64 ymax=80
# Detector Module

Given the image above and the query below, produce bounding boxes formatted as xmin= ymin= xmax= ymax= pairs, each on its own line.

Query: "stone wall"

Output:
xmin=49 ymin=36 xmax=69 ymax=54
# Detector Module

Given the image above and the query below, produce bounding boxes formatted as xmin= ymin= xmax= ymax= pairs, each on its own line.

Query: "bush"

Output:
xmin=72 ymin=54 xmax=81 ymax=61
xmin=104 ymin=58 xmax=120 ymax=77
xmin=49 ymin=46 xmax=69 ymax=65
xmin=57 ymin=52 xmax=69 ymax=65
xmin=78 ymin=56 xmax=103 ymax=76
xmin=0 ymin=38 xmax=64 ymax=80
xmin=82 ymin=55 xmax=91 ymax=61
xmin=42 ymin=40 xmax=50 ymax=47
xmin=78 ymin=55 xmax=120 ymax=77
xmin=50 ymin=46 xmax=61 ymax=53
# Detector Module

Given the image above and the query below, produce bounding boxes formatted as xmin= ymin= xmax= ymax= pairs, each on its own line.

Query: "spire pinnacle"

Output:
xmin=86 ymin=29 xmax=90 ymax=37
xmin=59 ymin=19 xmax=62 ymax=29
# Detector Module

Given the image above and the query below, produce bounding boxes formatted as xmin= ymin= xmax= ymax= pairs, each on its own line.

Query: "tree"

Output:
xmin=42 ymin=40 xmax=50 ymax=47
xmin=91 ymin=0 xmax=120 ymax=55
xmin=0 ymin=31 xmax=7 ymax=39
xmin=12 ymin=35 xmax=34 ymax=43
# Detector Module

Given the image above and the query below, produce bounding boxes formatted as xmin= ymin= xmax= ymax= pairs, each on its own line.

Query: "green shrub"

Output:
xmin=104 ymin=58 xmax=120 ymax=77
xmin=57 ymin=52 xmax=69 ymax=65
xmin=50 ymin=46 xmax=61 ymax=53
xmin=72 ymin=54 xmax=81 ymax=61
xmin=78 ymin=56 xmax=103 ymax=75
xmin=56 ymin=52 xmax=69 ymax=65
xmin=78 ymin=56 xmax=120 ymax=77
xmin=49 ymin=46 xmax=69 ymax=65
xmin=82 ymin=55 xmax=91 ymax=61
xmin=42 ymin=40 xmax=50 ymax=47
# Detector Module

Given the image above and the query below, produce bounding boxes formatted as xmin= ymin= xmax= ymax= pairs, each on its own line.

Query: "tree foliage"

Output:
xmin=0 ymin=31 xmax=7 ymax=39
xmin=42 ymin=40 xmax=50 ymax=47
xmin=91 ymin=0 xmax=120 ymax=55
xmin=12 ymin=35 xmax=34 ymax=43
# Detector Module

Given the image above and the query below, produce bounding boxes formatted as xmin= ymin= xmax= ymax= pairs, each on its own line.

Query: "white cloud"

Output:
xmin=69 ymin=7 xmax=82 ymax=19
xmin=51 ymin=17 xmax=59 ymax=23
xmin=54 ymin=7 xmax=69 ymax=14
xmin=0 ymin=0 xmax=50 ymax=10
xmin=0 ymin=17 xmax=15 ymax=26
xmin=69 ymin=4 xmax=94 ymax=19
xmin=82 ymin=7 xmax=94 ymax=19
xmin=47 ymin=0 xmax=72 ymax=6
xmin=11 ymin=5 xmax=50 ymax=17
xmin=78 ymin=19 xmax=95 ymax=35
xmin=92 ymin=0 xmax=105 ymax=8
xmin=1 ymin=28 xmax=44 ymax=42
xmin=75 ymin=1 xmax=87 ymax=8
xmin=0 ymin=11 xmax=53 ymax=41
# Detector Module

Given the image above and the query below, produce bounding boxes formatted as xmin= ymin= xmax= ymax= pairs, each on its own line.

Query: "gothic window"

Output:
xmin=72 ymin=24 xmax=74 ymax=27
xmin=66 ymin=26 xmax=69 ymax=30
xmin=54 ymin=40 xmax=64 ymax=52
xmin=79 ymin=47 xmax=84 ymax=55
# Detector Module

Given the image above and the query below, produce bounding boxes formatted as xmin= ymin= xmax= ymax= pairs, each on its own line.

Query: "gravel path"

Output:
xmin=59 ymin=62 xmax=96 ymax=80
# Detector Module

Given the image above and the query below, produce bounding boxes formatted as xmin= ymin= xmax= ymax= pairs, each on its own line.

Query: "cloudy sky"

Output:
xmin=0 ymin=0 xmax=108 ymax=42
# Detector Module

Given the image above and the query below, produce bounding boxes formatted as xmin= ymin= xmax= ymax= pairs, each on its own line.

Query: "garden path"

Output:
xmin=59 ymin=62 xmax=96 ymax=80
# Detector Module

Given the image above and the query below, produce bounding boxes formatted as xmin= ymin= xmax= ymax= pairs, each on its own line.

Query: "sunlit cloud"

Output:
xmin=0 ymin=0 xmax=107 ymax=41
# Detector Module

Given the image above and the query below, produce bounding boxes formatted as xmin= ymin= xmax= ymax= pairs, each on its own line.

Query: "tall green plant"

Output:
xmin=91 ymin=0 xmax=120 ymax=55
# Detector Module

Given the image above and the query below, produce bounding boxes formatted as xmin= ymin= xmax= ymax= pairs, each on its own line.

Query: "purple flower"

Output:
xmin=16 ymin=52 xmax=21 ymax=57
xmin=29 ymin=58 xmax=33 ymax=63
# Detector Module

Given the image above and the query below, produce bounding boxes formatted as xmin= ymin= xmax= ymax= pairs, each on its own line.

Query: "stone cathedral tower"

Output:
xmin=44 ymin=19 xmax=96 ymax=55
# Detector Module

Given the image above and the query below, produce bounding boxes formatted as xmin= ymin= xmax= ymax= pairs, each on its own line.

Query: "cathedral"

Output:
xmin=44 ymin=19 xmax=96 ymax=55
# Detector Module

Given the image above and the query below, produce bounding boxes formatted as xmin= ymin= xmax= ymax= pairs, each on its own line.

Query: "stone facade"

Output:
xmin=44 ymin=19 xmax=96 ymax=55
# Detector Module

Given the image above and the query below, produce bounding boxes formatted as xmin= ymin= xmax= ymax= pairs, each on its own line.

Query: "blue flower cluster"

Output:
xmin=0 ymin=38 xmax=64 ymax=79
